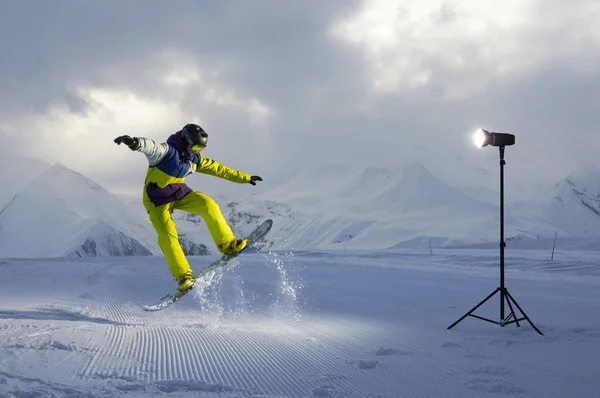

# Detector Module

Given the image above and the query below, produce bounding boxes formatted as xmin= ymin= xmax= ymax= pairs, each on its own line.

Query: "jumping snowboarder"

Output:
xmin=114 ymin=124 xmax=263 ymax=293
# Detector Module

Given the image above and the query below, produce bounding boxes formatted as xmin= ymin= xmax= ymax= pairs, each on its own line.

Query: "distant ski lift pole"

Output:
xmin=551 ymin=231 xmax=557 ymax=260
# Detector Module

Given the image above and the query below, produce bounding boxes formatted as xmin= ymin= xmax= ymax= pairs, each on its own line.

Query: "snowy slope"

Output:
xmin=0 ymin=163 xmax=158 ymax=258
xmin=0 ymin=249 xmax=599 ymax=397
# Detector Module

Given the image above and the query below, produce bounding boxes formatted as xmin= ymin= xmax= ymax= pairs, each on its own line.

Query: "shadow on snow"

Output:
xmin=0 ymin=308 xmax=139 ymax=326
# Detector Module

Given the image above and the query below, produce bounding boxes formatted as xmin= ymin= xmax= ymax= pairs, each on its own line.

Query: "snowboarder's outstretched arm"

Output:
xmin=135 ymin=137 xmax=169 ymax=166
xmin=114 ymin=135 xmax=168 ymax=166
xmin=197 ymin=156 xmax=262 ymax=185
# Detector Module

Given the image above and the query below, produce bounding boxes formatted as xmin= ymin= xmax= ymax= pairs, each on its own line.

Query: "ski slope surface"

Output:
xmin=0 ymin=249 xmax=599 ymax=397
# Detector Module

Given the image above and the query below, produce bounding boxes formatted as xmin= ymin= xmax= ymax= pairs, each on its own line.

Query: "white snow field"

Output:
xmin=1 ymin=248 xmax=599 ymax=397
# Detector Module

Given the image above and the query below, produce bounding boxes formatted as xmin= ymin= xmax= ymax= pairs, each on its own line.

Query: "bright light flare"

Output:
xmin=473 ymin=128 xmax=488 ymax=148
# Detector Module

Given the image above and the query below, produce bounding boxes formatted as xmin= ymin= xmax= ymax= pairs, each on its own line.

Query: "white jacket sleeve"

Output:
xmin=135 ymin=137 xmax=169 ymax=167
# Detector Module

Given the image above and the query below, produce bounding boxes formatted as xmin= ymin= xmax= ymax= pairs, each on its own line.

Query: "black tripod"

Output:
xmin=448 ymin=146 xmax=543 ymax=335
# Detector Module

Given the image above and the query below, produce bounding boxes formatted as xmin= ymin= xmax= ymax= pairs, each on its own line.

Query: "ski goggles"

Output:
xmin=189 ymin=144 xmax=205 ymax=153
xmin=182 ymin=131 xmax=207 ymax=153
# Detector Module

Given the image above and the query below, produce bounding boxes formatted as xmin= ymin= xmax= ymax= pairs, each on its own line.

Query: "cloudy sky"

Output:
xmin=1 ymin=0 xmax=599 ymax=197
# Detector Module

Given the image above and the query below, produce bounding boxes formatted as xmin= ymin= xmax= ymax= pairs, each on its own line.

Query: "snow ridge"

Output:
xmin=3 ymin=158 xmax=600 ymax=257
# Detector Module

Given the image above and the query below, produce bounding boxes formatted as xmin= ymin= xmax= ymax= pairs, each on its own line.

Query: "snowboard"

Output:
xmin=143 ymin=219 xmax=273 ymax=312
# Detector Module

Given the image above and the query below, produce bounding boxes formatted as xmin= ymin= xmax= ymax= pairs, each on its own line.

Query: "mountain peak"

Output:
xmin=46 ymin=161 xmax=79 ymax=176
xmin=50 ymin=161 xmax=67 ymax=169
xmin=402 ymin=161 xmax=433 ymax=179
xmin=564 ymin=164 xmax=600 ymax=186
xmin=0 ymin=163 xmax=158 ymax=258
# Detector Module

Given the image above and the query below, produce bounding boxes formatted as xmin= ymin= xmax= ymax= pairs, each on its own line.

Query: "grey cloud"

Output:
xmin=0 ymin=0 xmax=598 ymax=196
xmin=0 ymin=1 xmax=358 ymax=112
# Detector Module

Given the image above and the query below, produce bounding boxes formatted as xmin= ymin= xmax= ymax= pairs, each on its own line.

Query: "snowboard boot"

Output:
xmin=176 ymin=277 xmax=195 ymax=292
xmin=218 ymin=238 xmax=248 ymax=257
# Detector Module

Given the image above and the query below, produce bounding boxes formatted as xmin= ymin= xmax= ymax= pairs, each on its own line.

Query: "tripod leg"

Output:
xmin=505 ymin=290 xmax=544 ymax=335
xmin=448 ymin=288 xmax=500 ymax=330
xmin=503 ymin=290 xmax=519 ymax=327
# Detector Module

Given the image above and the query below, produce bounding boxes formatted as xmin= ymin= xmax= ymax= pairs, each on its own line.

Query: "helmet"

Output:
xmin=181 ymin=123 xmax=208 ymax=152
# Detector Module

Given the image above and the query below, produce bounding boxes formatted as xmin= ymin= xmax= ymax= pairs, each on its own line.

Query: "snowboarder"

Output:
xmin=114 ymin=123 xmax=262 ymax=292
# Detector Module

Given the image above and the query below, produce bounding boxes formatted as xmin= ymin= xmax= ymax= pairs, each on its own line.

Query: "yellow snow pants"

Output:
xmin=146 ymin=191 xmax=235 ymax=281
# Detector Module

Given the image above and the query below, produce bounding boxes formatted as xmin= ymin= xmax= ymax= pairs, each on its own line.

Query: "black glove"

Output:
xmin=249 ymin=175 xmax=262 ymax=186
xmin=114 ymin=135 xmax=140 ymax=150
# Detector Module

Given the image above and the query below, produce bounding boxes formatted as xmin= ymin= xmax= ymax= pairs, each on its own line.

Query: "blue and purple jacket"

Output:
xmin=136 ymin=131 xmax=251 ymax=209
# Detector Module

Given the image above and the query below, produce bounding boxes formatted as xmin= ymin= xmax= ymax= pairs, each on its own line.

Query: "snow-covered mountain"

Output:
xmin=542 ymin=166 xmax=600 ymax=236
xmin=2 ymin=156 xmax=600 ymax=258
xmin=0 ymin=163 xmax=157 ymax=258
xmin=371 ymin=162 xmax=494 ymax=213
xmin=226 ymin=162 xmax=567 ymax=250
